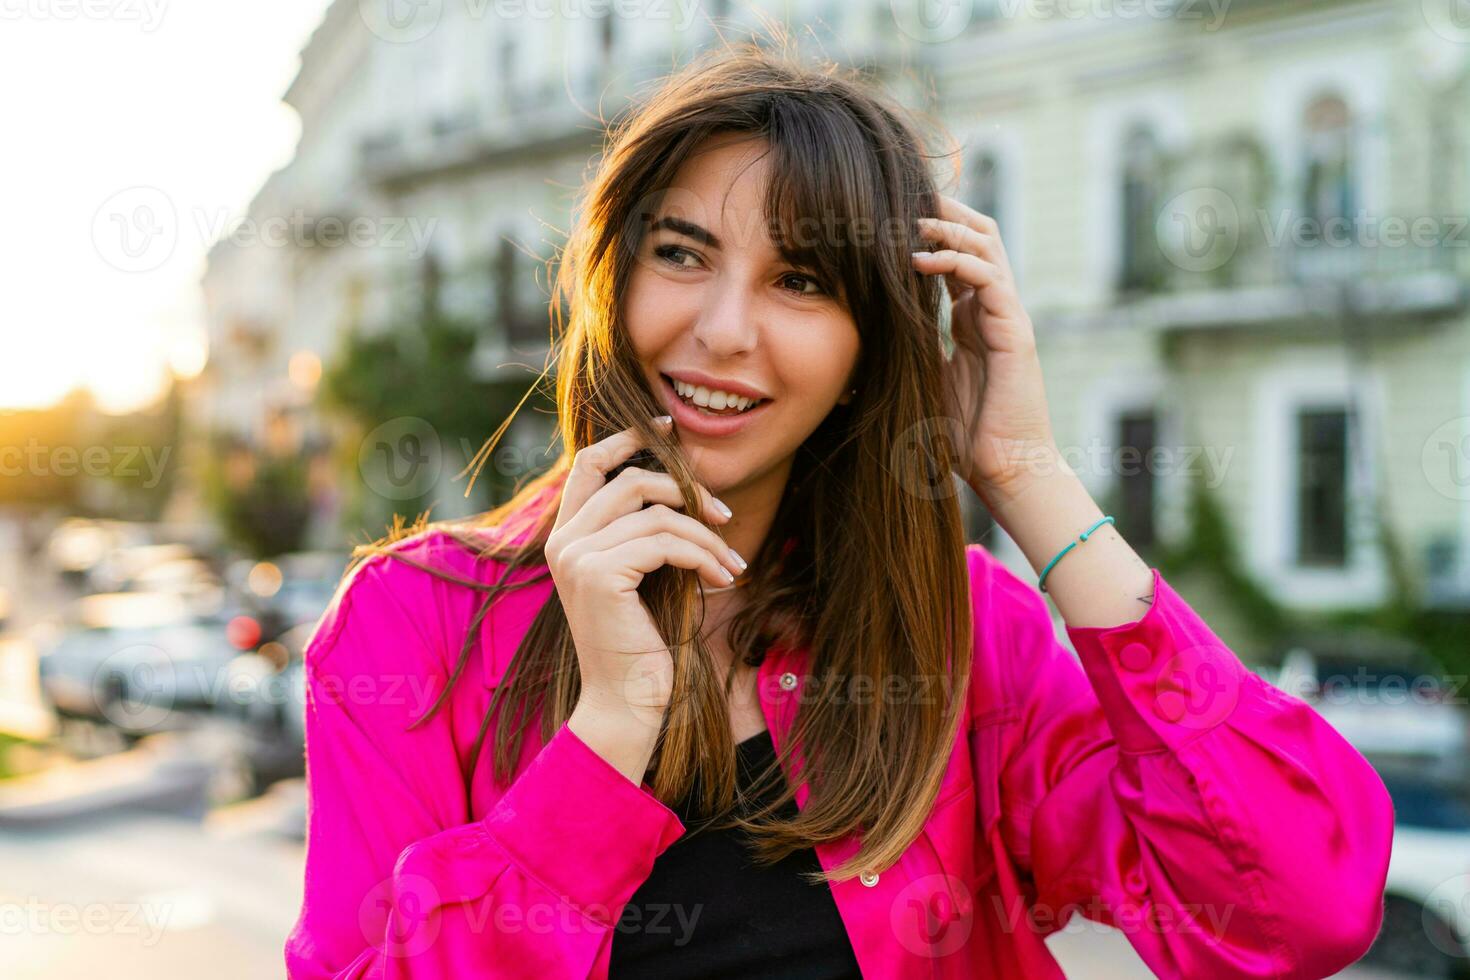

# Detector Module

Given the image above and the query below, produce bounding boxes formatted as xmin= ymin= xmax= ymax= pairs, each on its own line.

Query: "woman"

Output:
xmin=285 ymin=43 xmax=1394 ymax=979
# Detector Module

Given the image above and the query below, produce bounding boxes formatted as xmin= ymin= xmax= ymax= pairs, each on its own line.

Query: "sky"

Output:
xmin=0 ymin=0 xmax=335 ymax=413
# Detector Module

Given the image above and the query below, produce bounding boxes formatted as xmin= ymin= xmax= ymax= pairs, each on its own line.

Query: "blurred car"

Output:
xmin=90 ymin=542 xmax=199 ymax=594
xmin=122 ymin=556 xmax=226 ymax=616
xmin=1266 ymin=636 xmax=1468 ymax=761
xmin=226 ymin=550 xmax=346 ymax=645
xmin=44 ymin=518 xmax=152 ymax=590
xmin=37 ymin=590 xmax=248 ymax=738
xmin=215 ymin=620 xmax=310 ymax=791
xmin=1358 ymin=760 xmax=1470 ymax=979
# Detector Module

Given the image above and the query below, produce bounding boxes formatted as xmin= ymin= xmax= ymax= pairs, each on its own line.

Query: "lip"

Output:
xmin=659 ymin=373 xmax=772 ymax=438
xmin=661 ymin=368 xmax=771 ymax=403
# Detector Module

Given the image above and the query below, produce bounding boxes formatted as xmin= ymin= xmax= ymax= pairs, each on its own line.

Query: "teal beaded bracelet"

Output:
xmin=1037 ymin=515 xmax=1115 ymax=593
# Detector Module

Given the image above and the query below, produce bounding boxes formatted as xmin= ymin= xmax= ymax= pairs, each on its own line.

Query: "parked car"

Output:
xmin=44 ymin=518 xmax=152 ymax=591
xmin=1265 ymin=635 xmax=1468 ymax=761
xmin=37 ymin=590 xmax=248 ymax=738
xmin=214 ymin=621 xmax=310 ymax=791
xmin=225 ymin=551 xmax=346 ymax=646
xmin=1358 ymin=759 xmax=1470 ymax=979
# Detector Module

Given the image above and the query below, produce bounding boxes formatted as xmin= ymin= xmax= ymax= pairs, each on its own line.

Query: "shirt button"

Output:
xmin=859 ymin=870 xmax=879 ymax=887
xmin=778 ymin=672 xmax=798 ymax=691
xmin=1118 ymin=642 xmax=1154 ymax=672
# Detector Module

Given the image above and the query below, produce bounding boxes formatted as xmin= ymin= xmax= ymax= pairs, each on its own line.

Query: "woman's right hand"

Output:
xmin=545 ymin=417 xmax=743 ymax=780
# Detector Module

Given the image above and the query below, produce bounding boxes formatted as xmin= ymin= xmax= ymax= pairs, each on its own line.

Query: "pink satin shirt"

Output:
xmin=284 ymin=526 xmax=1394 ymax=978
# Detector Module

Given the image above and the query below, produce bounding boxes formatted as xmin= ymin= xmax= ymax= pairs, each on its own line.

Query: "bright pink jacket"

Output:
xmin=285 ymin=528 xmax=1393 ymax=979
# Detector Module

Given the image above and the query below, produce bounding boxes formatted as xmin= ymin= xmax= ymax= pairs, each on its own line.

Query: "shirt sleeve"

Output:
xmin=284 ymin=556 xmax=685 ymax=979
xmin=980 ymin=553 xmax=1395 ymax=979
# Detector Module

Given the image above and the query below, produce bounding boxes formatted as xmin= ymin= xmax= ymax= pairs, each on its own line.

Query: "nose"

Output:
xmin=692 ymin=277 xmax=758 ymax=358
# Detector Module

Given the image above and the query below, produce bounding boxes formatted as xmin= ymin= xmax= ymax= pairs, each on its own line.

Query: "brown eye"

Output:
xmin=779 ymin=272 xmax=824 ymax=296
xmin=654 ymin=244 xmax=699 ymax=268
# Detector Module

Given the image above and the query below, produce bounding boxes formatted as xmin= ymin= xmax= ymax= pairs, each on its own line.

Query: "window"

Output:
xmin=1296 ymin=407 xmax=1350 ymax=566
xmin=1117 ymin=410 xmax=1158 ymax=549
xmin=498 ymin=37 xmax=518 ymax=111
xmin=965 ymin=150 xmax=1002 ymax=230
xmin=495 ymin=236 xmax=545 ymax=349
xmin=1119 ymin=124 xmax=1167 ymax=294
xmin=598 ymin=9 xmax=615 ymax=61
xmin=1301 ymin=93 xmax=1354 ymax=233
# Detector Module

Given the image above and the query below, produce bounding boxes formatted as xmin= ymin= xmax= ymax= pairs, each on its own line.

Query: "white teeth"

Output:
xmin=670 ymin=377 xmax=757 ymax=412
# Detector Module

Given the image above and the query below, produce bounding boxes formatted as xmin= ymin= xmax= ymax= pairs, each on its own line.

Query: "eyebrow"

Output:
xmin=649 ymin=215 xmax=721 ymax=250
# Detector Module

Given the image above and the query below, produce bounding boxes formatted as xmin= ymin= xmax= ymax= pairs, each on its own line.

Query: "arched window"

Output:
xmin=1119 ymin=123 xmax=1166 ymax=293
xmin=1301 ymin=93 xmax=1355 ymax=228
xmin=965 ymin=149 xmax=1002 ymax=230
xmin=495 ymin=233 xmax=544 ymax=350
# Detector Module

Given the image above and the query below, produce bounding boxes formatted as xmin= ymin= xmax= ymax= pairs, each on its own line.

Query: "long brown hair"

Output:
xmin=343 ymin=36 xmax=974 ymax=885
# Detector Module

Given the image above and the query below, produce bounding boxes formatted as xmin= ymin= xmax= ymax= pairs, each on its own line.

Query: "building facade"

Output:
xmin=200 ymin=0 xmax=1470 ymax=648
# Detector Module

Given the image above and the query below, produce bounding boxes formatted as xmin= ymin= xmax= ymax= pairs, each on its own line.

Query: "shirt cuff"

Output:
xmin=1064 ymin=567 xmax=1257 ymax=755
xmin=479 ymin=721 xmax=686 ymax=922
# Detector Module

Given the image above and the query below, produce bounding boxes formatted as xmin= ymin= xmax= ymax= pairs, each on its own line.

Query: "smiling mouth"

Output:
xmin=660 ymin=374 xmax=769 ymax=416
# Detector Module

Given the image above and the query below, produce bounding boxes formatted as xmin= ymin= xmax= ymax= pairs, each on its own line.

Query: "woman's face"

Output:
xmin=623 ymin=134 xmax=861 ymax=497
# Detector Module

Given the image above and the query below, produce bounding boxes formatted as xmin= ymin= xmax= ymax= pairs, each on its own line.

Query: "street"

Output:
xmin=0 ymin=518 xmax=1421 ymax=977
xmin=0 ymin=806 xmax=302 ymax=978
xmin=0 ymin=800 xmax=1406 ymax=978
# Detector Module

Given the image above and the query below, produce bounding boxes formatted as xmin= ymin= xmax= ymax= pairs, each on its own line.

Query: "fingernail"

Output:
xmin=653 ymin=415 xmax=672 ymax=427
xmin=713 ymin=497 xmax=733 ymax=518
xmin=728 ymin=547 xmax=747 ymax=571
xmin=912 ymin=251 xmax=931 ymax=258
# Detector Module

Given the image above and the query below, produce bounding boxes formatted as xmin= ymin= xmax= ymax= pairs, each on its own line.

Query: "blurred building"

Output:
xmin=936 ymin=1 xmax=1470 ymax=645
xmin=198 ymin=0 xmax=927 ymax=548
xmin=199 ymin=0 xmax=1470 ymax=640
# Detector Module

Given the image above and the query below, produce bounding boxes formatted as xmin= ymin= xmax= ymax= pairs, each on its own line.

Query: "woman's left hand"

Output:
xmin=911 ymin=194 xmax=1062 ymax=511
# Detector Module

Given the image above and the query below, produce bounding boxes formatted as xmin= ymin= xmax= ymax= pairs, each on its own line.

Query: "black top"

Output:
xmin=607 ymin=729 xmax=864 ymax=979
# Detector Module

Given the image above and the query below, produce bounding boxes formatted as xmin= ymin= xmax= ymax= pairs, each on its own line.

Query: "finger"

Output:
xmin=576 ymin=504 xmax=745 ymax=580
xmin=910 ymin=249 xmax=1002 ymax=294
xmin=564 ymin=466 xmax=731 ymax=543
xmin=555 ymin=417 xmax=673 ymax=534
xmin=935 ymin=193 xmax=1000 ymax=238
xmin=916 ymin=217 xmax=1002 ymax=267
xmin=592 ymin=533 xmax=738 ymax=591
xmin=934 ymin=196 xmax=1013 ymax=273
